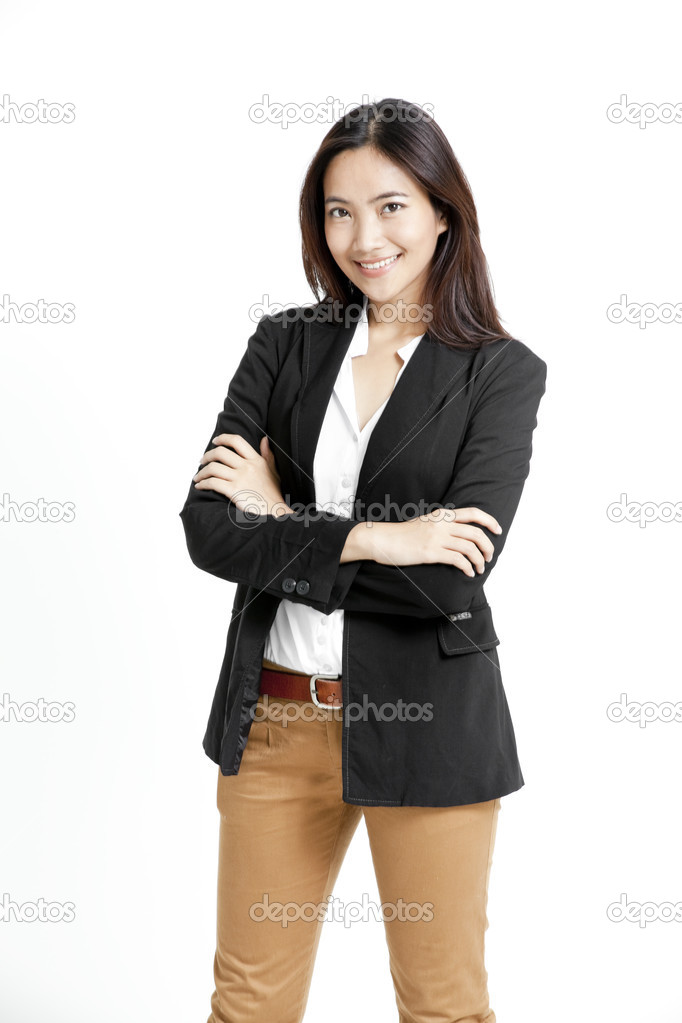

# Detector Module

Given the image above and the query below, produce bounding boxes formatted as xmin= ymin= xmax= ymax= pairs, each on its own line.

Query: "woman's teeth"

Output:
xmin=358 ymin=254 xmax=400 ymax=269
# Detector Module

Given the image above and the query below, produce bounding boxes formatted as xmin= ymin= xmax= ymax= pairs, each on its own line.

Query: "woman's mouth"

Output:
xmin=354 ymin=253 xmax=402 ymax=277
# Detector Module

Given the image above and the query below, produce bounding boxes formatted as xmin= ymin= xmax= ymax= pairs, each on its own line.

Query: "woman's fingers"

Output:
xmin=448 ymin=523 xmax=495 ymax=563
xmin=193 ymin=475 xmax=233 ymax=498
xmin=196 ymin=448 xmax=241 ymax=473
xmin=437 ymin=535 xmax=486 ymax=574
xmin=424 ymin=508 xmax=498 ymax=572
xmin=193 ymin=462 xmax=233 ymax=484
xmin=192 ymin=434 xmax=282 ymax=512
xmin=194 ymin=434 xmax=260 ymax=480
xmin=444 ymin=505 xmax=502 ymax=534
xmin=450 ymin=551 xmax=477 ymax=578
xmin=210 ymin=433 xmax=258 ymax=457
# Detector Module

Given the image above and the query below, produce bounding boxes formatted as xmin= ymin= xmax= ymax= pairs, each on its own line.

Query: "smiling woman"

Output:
xmin=299 ymin=96 xmax=513 ymax=350
xmin=179 ymin=96 xmax=547 ymax=1023
xmin=323 ymin=146 xmax=448 ymax=318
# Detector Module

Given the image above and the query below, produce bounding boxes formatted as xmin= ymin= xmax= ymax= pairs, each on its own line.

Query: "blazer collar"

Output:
xmin=291 ymin=295 xmax=472 ymax=509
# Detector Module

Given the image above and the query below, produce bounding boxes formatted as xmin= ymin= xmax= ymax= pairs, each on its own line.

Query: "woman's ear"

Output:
xmin=435 ymin=202 xmax=448 ymax=236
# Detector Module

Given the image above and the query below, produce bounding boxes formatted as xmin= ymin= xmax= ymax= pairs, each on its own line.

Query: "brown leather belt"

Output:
xmin=260 ymin=666 xmax=343 ymax=709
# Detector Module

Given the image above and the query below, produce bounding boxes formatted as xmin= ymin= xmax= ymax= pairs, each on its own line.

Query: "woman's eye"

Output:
xmin=328 ymin=202 xmax=403 ymax=219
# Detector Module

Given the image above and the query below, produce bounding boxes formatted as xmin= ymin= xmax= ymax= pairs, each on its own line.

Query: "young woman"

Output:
xmin=180 ymin=97 xmax=547 ymax=1023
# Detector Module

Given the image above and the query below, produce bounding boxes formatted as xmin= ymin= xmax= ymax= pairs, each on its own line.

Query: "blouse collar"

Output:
xmin=347 ymin=293 xmax=424 ymax=363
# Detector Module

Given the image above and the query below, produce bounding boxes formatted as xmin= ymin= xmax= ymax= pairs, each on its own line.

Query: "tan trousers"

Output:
xmin=207 ymin=687 xmax=500 ymax=1023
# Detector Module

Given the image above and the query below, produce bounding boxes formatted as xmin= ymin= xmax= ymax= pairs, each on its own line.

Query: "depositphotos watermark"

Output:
xmin=0 ymin=494 xmax=76 ymax=523
xmin=226 ymin=494 xmax=458 ymax=530
xmin=249 ymin=892 xmax=434 ymax=927
xmin=607 ymin=894 xmax=682 ymax=927
xmin=0 ymin=295 xmax=76 ymax=324
xmin=247 ymin=295 xmax=434 ymax=328
xmin=0 ymin=694 xmax=76 ymax=723
xmin=606 ymin=493 xmax=682 ymax=527
xmin=251 ymin=693 xmax=434 ymax=726
xmin=0 ymin=95 xmax=76 ymax=124
xmin=606 ymin=694 xmax=682 ymax=727
xmin=606 ymin=94 xmax=682 ymax=128
xmin=248 ymin=93 xmax=435 ymax=129
xmin=606 ymin=294 xmax=682 ymax=328
xmin=0 ymin=894 xmax=76 ymax=923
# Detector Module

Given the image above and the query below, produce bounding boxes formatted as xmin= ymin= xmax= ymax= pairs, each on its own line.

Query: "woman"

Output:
xmin=180 ymin=97 xmax=547 ymax=1023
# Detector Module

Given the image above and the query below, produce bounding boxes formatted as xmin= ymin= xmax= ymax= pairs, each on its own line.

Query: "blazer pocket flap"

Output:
xmin=437 ymin=602 xmax=500 ymax=655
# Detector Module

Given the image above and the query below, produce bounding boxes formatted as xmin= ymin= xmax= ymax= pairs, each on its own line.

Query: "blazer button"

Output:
xmin=295 ymin=579 xmax=310 ymax=595
xmin=282 ymin=577 xmax=297 ymax=593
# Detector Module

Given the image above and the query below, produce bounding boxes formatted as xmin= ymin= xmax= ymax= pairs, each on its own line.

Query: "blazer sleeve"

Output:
xmin=178 ymin=314 xmax=359 ymax=609
xmin=322 ymin=344 xmax=548 ymax=618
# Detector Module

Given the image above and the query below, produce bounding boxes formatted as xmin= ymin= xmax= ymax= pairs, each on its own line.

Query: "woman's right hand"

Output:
xmin=363 ymin=507 xmax=502 ymax=578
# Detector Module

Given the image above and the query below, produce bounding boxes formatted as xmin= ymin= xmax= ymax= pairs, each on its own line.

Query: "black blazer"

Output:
xmin=179 ymin=303 xmax=547 ymax=807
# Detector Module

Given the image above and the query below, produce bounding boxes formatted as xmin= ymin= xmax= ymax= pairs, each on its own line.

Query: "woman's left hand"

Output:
xmin=192 ymin=433 xmax=291 ymax=515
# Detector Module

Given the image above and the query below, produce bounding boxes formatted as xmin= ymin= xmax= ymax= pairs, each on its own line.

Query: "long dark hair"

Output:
xmin=299 ymin=97 xmax=512 ymax=351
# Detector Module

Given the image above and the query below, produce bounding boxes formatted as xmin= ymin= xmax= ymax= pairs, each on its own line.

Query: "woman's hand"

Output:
xmin=192 ymin=434 xmax=292 ymax=516
xmin=356 ymin=507 xmax=502 ymax=577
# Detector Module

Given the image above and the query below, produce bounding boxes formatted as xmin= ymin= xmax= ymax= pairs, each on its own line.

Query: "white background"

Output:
xmin=1 ymin=1 xmax=681 ymax=1020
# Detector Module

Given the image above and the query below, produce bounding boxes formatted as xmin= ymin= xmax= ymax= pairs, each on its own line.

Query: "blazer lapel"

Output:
xmin=289 ymin=312 xmax=355 ymax=507
xmin=290 ymin=306 xmax=472 ymax=510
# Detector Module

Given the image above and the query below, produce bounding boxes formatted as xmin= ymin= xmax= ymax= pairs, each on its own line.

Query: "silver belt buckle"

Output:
xmin=309 ymin=672 xmax=341 ymax=708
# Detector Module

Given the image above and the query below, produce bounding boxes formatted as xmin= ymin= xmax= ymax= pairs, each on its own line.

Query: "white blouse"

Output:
xmin=263 ymin=293 xmax=425 ymax=674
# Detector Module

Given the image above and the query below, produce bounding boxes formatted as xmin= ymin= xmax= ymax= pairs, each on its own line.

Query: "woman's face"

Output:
xmin=323 ymin=146 xmax=448 ymax=319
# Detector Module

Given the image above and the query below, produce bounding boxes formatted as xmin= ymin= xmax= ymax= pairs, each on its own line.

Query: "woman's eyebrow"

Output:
xmin=324 ymin=191 xmax=410 ymax=204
